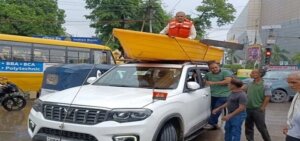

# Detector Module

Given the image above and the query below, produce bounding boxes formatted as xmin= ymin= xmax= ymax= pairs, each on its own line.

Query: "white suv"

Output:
xmin=28 ymin=63 xmax=211 ymax=141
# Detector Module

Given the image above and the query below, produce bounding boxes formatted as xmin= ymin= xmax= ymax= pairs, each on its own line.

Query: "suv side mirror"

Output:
xmin=87 ymin=77 xmax=97 ymax=84
xmin=97 ymin=70 xmax=102 ymax=78
xmin=187 ymin=82 xmax=200 ymax=90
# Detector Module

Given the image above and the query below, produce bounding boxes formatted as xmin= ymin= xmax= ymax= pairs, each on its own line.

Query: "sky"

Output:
xmin=58 ymin=0 xmax=249 ymax=40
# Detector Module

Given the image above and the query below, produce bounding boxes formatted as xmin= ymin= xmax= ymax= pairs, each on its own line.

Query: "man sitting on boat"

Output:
xmin=160 ymin=11 xmax=197 ymax=39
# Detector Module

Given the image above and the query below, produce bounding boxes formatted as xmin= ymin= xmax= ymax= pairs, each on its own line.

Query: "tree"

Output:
xmin=85 ymin=0 xmax=169 ymax=49
xmin=193 ymin=0 xmax=236 ymax=38
xmin=292 ymin=53 xmax=300 ymax=64
xmin=138 ymin=0 xmax=169 ymax=33
xmin=0 ymin=0 xmax=65 ymax=36
xmin=225 ymin=49 xmax=242 ymax=64
xmin=271 ymin=45 xmax=290 ymax=65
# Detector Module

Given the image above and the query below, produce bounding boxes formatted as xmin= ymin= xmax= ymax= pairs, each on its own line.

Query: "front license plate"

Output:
xmin=46 ymin=136 xmax=60 ymax=141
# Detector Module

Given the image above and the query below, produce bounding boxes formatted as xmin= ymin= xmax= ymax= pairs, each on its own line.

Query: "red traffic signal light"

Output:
xmin=265 ymin=48 xmax=272 ymax=56
xmin=265 ymin=48 xmax=272 ymax=65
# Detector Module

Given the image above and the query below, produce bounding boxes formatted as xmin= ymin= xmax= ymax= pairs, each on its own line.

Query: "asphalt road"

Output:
xmin=0 ymin=100 xmax=290 ymax=141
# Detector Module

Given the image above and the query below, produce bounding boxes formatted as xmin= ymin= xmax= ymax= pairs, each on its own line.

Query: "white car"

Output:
xmin=28 ymin=63 xmax=211 ymax=141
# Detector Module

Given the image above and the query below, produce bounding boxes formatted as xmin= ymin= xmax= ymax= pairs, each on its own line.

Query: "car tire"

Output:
xmin=158 ymin=123 xmax=178 ymax=141
xmin=2 ymin=95 xmax=26 ymax=111
xmin=271 ymin=89 xmax=288 ymax=103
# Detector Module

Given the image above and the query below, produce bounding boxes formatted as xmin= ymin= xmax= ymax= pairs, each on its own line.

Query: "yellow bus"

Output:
xmin=0 ymin=34 xmax=115 ymax=98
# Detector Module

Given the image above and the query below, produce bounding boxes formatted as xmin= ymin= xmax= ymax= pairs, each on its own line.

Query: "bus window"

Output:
xmin=34 ymin=48 xmax=50 ymax=62
xmin=67 ymin=47 xmax=90 ymax=64
xmin=109 ymin=52 xmax=116 ymax=64
xmin=0 ymin=45 xmax=11 ymax=60
xmin=94 ymin=50 xmax=107 ymax=64
xmin=12 ymin=46 xmax=31 ymax=61
xmin=67 ymin=51 xmax=78 ymax=64
xmin=79 ymin=52 xmax=90 ymax=63
xmin=50 ymin=49 xmax=65 ymax=63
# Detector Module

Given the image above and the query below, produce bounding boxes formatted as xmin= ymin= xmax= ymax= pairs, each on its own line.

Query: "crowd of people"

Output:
xmin=160 ymin=11 xmax=299 ymax=141
xmin=203 ymin=61 xmax=300 ymax=141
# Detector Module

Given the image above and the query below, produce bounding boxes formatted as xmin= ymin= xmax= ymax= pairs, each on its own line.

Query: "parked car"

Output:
xmin=28 ymin=62 xmax=211 ymax=141
xmin=242 ymin=70 xmax=296 ymax=103
xmin=40 ymin=64 xmax=114 ymax=97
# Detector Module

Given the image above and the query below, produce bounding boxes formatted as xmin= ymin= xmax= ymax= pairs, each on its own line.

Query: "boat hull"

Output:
xmin=113 ymin=29 xmax=224 ymax=62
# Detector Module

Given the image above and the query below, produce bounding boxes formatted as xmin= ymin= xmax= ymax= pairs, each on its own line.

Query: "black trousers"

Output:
xmin=245 ymin=108 xmax=271 ymax=141
xmin=286 ymin=135 xmax=300 ymax=141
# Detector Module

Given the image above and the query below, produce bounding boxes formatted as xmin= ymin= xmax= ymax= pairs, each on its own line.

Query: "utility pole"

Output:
xmin=149 ymin=0 xmax=153 ymax=33
xmin=141 ymin=0 xmax=155 ymax=32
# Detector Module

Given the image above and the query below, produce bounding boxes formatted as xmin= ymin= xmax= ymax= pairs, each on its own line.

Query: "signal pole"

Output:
xmin=261 ymin=25 xmax=281 ymax=66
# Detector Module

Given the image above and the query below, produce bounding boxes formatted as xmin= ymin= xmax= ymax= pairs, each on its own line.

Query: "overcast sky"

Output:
xmin=58 ymin=0 xmax=249 ymax=40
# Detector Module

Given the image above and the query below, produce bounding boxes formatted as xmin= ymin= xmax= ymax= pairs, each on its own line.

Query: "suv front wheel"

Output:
xmin=158 ymin=123 xmax=178 ymax=141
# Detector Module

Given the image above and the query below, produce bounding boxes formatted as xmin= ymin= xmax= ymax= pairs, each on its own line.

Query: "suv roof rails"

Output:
xmin=125 ymin=60 xmax=211 ymax=65
xmin=183 ymin=61 xmax=211 ymax=65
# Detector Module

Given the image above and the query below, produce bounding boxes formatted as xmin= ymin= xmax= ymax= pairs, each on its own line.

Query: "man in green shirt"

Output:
xmin=204 ymin=61 xmax=232 ymax=130
xmin=244 ymin=69 xmax=272 ymax=141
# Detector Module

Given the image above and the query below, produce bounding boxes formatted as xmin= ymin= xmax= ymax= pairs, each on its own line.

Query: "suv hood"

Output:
xmin=40 ymin=85 xmax=162 ymax=109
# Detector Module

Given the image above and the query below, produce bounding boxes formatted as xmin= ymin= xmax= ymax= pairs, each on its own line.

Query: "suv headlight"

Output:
xmin=32 ymin=99 xmax=43 ymax=112
xmin=108 ymin=109 xmax=152 ymax=123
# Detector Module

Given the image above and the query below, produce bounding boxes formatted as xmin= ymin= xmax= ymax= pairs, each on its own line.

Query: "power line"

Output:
xmin=169 ymin=0 xmax=182 ymax=13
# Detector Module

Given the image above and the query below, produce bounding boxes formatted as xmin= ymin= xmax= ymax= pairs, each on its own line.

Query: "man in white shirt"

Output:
xmin=284 ymin=72 xmax=300 ymax=141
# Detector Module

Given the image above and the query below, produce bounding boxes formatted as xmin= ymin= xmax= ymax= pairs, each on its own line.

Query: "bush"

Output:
xmin=222 ymin=64 xmax=243 ymax=74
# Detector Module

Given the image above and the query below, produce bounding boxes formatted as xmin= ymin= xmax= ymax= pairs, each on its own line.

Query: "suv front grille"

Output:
xmin=43 ymin=104 xmax=108 ymax=125
xmin=38 ymin=127 xmax=98 ymax=141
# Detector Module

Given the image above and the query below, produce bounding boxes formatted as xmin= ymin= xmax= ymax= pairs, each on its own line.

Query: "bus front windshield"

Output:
xmin=93 ymin=66 xmax=182 ymax=89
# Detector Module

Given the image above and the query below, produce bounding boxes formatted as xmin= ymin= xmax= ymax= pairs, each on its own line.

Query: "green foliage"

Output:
xmin=193 ymin=0 xmax=236 ymax=37
xmin=271 ymin=45 xmax=290 ymax=65
xmin=0 ymin=0 xmax=65 ymax=36
xmin=225 ymin=49 xmax=242 ymax=64
xmin=292 ymin=53 xmax=300 ymax=65
xmin=245 ymin=61 xmax=256 ymax=69
xmin=85 ymin=0 xmax=169 ymax=50
xmin=222 ymin=64 xmax=243 ymax=74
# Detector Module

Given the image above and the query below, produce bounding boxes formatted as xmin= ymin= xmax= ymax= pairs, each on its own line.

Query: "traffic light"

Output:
xmin=265 ymin=48 xmax=272 ymax=65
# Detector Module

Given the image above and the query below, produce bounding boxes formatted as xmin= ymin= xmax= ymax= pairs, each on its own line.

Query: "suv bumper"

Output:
xmin=28 ymin=109 xmax=157 ymax=141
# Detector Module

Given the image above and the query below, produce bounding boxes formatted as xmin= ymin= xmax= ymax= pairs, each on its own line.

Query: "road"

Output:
xmin=0 ymin=100 xmax=290 ymax=141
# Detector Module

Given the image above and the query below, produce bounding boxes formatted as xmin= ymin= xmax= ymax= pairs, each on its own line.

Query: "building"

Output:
xmin=227 ymin=0 xmax=300 ymax=63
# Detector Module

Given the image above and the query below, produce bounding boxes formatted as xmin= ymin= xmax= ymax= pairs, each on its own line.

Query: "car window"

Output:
xmin=93 ymin=66 xmax=182 ymax=89
xmin=187 ymin=70 xmax=199 ymax=83
xmin=264 ymin=71 xmax=291 ymax=79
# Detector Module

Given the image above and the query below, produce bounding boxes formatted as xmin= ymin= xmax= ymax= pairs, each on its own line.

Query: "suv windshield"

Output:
xmin=93 ymin=66 xmax=182 ymax=89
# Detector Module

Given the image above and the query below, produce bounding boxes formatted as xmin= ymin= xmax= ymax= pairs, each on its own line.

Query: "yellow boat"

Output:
xmin=113 ymin=29 xmax=224 ymax=62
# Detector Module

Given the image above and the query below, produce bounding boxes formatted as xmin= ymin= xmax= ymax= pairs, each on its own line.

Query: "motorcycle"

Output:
xmin=0 ymin=81 xmax=27 ymax=111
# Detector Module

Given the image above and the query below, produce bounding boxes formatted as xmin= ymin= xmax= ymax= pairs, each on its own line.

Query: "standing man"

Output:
xmin=244 ymin=69 xmax=272 ymax=141
xmin=204 ymin=61 xmax=232 ymax=130
xmin=283 ymin=72 xmax=300 ymax=141
xmin=160 ymin=11 xmax=197 ymax=39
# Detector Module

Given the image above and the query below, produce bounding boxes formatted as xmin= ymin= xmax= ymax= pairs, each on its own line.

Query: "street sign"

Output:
xmin=268 ymin=65 xmax=298 ymax=71
xmin=247 ymin=46 xmax=261 ymax=61
xmin=266 ymin=39 xmax=276 ymax=44
xmin=0 ymin=61 xmax=43 ymax=72
xmin=261 ymin=25 xmax=282 ymax=29
xmin=33 ymin=36 xmax=102 ymax=45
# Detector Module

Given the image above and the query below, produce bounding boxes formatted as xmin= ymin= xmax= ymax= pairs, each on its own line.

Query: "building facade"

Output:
xmin=227 ymin=0 xmax=300 ymax=63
